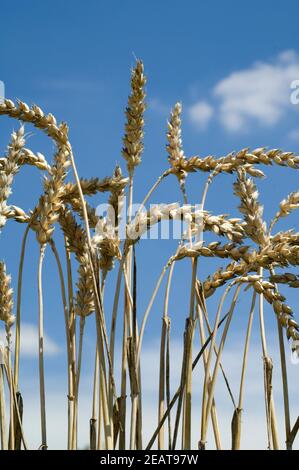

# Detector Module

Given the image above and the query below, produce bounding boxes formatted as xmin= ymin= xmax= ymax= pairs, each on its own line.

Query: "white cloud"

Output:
xmin=0 ymin=322 xmax=61 ymax=357
xmin=188 ymin=100 xmax=214 ymax=130
xmin=214 ymin=51 xmax=299 ymax=131
xmin=189 ymin=50 xmax=299 ymax=133
xmin=288 ymin=128 xmax=299 ymax=142
xmin=148 ymin=98 xmax=170 ymax=115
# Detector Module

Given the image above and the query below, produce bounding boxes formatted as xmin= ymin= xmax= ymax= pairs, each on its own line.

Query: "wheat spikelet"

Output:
xmin=122 ymin=60 xmax=146 ymax=174
xmin=63 ymin=175 xmax=129 ymax=202
xmin=0 ymin=127 xmax=26 ymax=229
xmin=88 ymin=165 xmax=126 ymax=280
xmin=234 ymin=168 xmax=269 ymax=246
xmin=202 ymin=238 xmax=299 ymax=298
xmin=175 ymin=241 xmax=251 ymax=262
xmin=67 ymin=198 xmax=98 ymax=229
xmin=270 ymin=191 xmax=299 ymax=231
xmin=108 ymin=166 xmax=125 ymax=234
xmin=203 ymin=214 xmax=245 ymax=242
xmin=271 ymin=229 xmax=299 ymax=246
xmin=2 ymin=205 xmax=30 ymax=224
xmin=174 ymin=147 xmax=299 ymax=177
xmin=0 ymin=148 xmax=50 ymax=173
xmin=269 ymin=272 xmax=299 ymax=288
xmin=0 ymin=99 xmax=69 ymax=146
xmin=17 ymin=149 xmax=50 ymax=172
xmin=0 ymin=262 xmax=15 ymax=330
xmin=75 ymin=251 xmax=95 ymax=317
xmin=59 ymin=208 xmax=87 ymax=259
xmin=126 ymin=205 xmax=245 ymax=246
xmin=59 ymin=209 xmax=94 ymax=317
xmin=33 ymin=146 xmax=70 ymax=244
xmin=166 ymin=103 xmax=186 ymax=184
xmin=200 ymin=251 xmax=299 ymax=341
xmin=93 ymin=217 xmax=121 ymax=278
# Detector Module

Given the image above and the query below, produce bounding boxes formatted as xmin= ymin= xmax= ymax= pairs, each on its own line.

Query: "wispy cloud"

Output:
xmin=17 ymin=336 xmax=299 ymax=449
xmin=188 ymin=100 xmax=214 ymax=130
xmin=188 ymin=50 xmax=299 ymax=133
xmin=0 ymin=322 xmax=61 ymax=357
xmin=287 ymin=128 xmax=299 ymax=142
xmin=148 ymin=97 xmax=170 ymax=115
xmin=37 ymin=78 xmax=103 ymax=94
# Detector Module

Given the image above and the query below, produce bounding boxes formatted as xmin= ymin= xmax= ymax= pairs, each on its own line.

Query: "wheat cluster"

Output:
xmin=0 ymin=61 xmax=298 ymax=451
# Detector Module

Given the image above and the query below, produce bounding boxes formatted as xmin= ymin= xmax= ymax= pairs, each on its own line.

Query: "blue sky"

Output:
xmin=1 ymin=0 xmax=299 ymax=449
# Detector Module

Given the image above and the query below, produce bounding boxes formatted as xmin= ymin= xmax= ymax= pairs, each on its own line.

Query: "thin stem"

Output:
xmin=182 ymin=258 xmax=197 ymax=450
xmin=238 ymin=291 xmax=256 ymax=410
xmin=3 ymin=363 xmax=28 ymax=450
xmin=137 ymin=259 xmax=172 ymax=367
xmin=38 ymin=244 xmax=47 ymax=450
xmin=166 ymin=316 xmax=172 ymax=450
xmin=0 ymin=362 xmax=7 ymax=450
xmin=233 ymin=291 xmax=256 ymax=450
xmin=64 ymin=237 xmax=75 ymax=450
xmin=146 ymin=312 xmax=229 ymax=450
xmin=258 ymin=267 xmax=280 ymax=450
xmin=158 ymin=263 xmax=175 ymax=449
xmin=197 ymin=303 xmax=222 ymax=450
xmin=277 ymin=321 xmax=291 ymax=449
xmin=120 ymin=173 xmax=135 ymax=450
xmin=196 ymin=284 xmax=236 ymax=408
xmin=119 ymin=303 xmax=127 ymax=450
xmin=269 ymin=267 xmax=291 ymax=449
xmin=109 ymin=259 xmax=124 ymax=367
xmin=200 ymin=282 xmax=241 ymax=448
xmin=74 ymin=316 xmax=85 ymax=447
xmin=136 ymin=170 xmax=171 ymax=219
xmin=69 ymin=147 xmax=117 ymax=404
xmin=50 ymin=239 xmax=73 ymax=450
xmin=97 ymin=363 xmax=103 ymax=450
xmin=171 ymin=319 xmax=189 ymax=450
xmin=90 ymin=346 xmax=99 ymax=450
xmin=14 ymin=223 xmax=30 ymax=390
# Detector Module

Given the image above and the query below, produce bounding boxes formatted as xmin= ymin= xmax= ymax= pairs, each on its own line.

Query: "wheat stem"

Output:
xmin=0 ymin=361 xmax=7 ymax=450
xmin=14 ymin=224 xmax=30 ymax=390
xmin=37 ymin=244 xmax=47 ymax=449
xmin=233 ymin=291 xmax=256 ymax=450
xmin=197 ymin=303 xmax=222 ymax=450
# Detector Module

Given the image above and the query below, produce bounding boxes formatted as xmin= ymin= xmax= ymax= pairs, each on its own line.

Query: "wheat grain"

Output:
xmin=59 ymin=209 xmax=95 ymax=317
xmin=92 ymin=217 xmax=121 ymax=278
xmin=172 ymin=147 xmax=299 ymax=177
xmin=122 ymin=60 xmax=146 ymax=174
xmin=234 ymin=168 xmax=269 ymax=246
xmin=33 ymin=146 xmax=70 ymax=244
xmin=63 ymin=175 xmax=129 ymax=202
xmin=166 ymin=103 xmax=186 ymax=185
xmin=270 ymin=191 xmax=299 ymax=232
xmin=126 ymin=205 xmax=245 ymax=246
xmin=108 ymin=166 xmax=126 ymax=235
xmin=0 ymin=100 xmax=69 ymax=146
xmin=75 ymin=251 xmax=95 ymax=317
xmin=0 ymin=262 xmax=14 ymax=329
xmin=0 ymin=127 xmax=26 ymax=229
xmin=269 ymin=272 xmax=299 ymax=288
